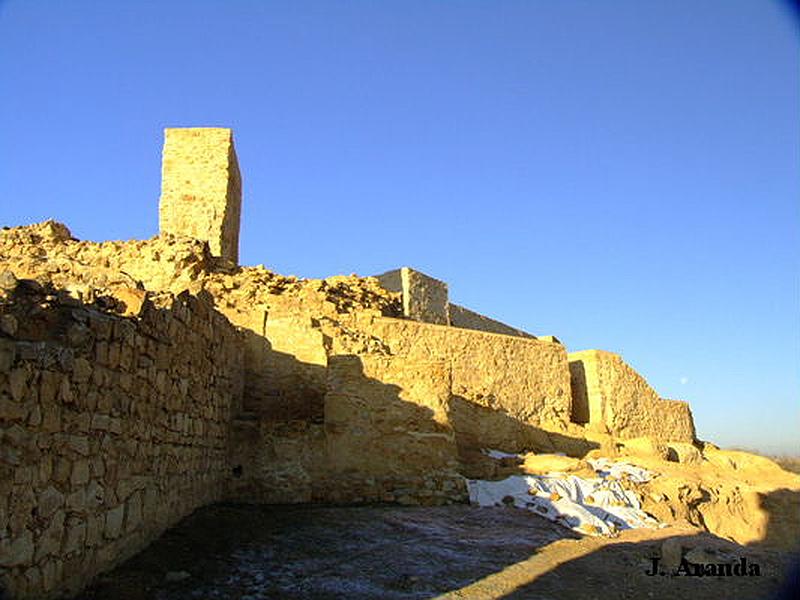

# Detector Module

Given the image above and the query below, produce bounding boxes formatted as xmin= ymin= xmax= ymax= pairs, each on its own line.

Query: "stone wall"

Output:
xmin=215 ymin=315 xmax=575 ymax=507
xmin=229 ymin=312 xmax=328 ymax=423
xmin=323 ymin=355 xmax=466 ymax=504
xmin=365 ymin=317 xmax=573 ymax=449
xmin=159 ymin=128 xmax=242 ymax=265
xmin=226 ymin=353 xmax=468 ymax=507
xmin=568 ymin=350 xmax=695 ymax=442
xmin=376 ymin=267 xmax=538 ymax=340
xmin=226 ymin=420 xmax=326 ymax=504
xmin=448 ymin=303 xmax=534 ymax=339
xmin=0 ymin=282 xmax=243 ymax=599
xmin=376 ymin=267 xmax=449 ymax=325
xmin=656 ymin=399 xmax=696 ymax=443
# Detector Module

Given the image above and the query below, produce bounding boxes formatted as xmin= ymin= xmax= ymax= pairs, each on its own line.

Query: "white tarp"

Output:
xmin=483 ymin=449 xmax=524 ymax=460
xmin=588 ymin=457 xmax=652 ymax=483
xmin=467 ymin=454 xmax=659 ymax=536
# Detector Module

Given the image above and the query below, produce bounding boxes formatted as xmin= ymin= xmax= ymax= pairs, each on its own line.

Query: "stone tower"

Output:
xmin=159 ymin=127 xmax=242 ymax=265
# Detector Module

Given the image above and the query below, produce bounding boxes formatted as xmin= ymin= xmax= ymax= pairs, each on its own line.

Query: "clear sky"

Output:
xmin=1 ymin=1 xmax=797 ymax=454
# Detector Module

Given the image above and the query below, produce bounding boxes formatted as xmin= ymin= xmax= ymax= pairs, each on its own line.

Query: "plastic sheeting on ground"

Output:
xmin=483 ymin=449 xmax=524 ymax=460
xmin=467 ymin=454 xmax=659 ymax=536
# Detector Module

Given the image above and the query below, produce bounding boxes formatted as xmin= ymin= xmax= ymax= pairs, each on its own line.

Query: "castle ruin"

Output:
xmin=0 ymin=128 xmax=696 ymax=599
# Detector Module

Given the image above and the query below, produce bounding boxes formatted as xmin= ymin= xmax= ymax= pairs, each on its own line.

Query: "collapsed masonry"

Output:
xmin=0 ymin=128 xmax=695 ymax=599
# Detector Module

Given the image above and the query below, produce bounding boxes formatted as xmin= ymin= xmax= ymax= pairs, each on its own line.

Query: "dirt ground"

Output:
xmin=78 ymin=503 xmax=797 ymax=600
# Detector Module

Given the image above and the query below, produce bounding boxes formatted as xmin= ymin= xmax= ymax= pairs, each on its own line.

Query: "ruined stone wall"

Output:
xmin=159 ymin=128 xmax=242 ymax=265
xmin=656 ymin=399 xmax=696 ymax=443
xmin=0 ymin=123 xmax=710 ymax=597
xmin=226 ymin=420 xmax=326 ymax=504
xmin=376 ymin=267 xmax=538 ymax=340
xmin=0 ymin=222 xmax=401 ymax=431
xmin=376 ymin=268 xmax=449 ymax=325
xmin=225 ymin=310 xmax=329 ymax=424
xmin=568 ymin=357 xmax=597 ymax=424
xmin=210 ymin=314 xmax=574 ymax=507
xmin=225 ymin=353 xmax=467 ymax=507
xmin=568 ymin=350 xmax=695 ymax=442
xmin=448 ymin=303 xmax=534 ymax=339
xmin=0 ymin=282 xmax=243 ymax=599
xmin=322 ymin=355 xmax=466 ymax=504
xmin=222 ymin=310 xmax=537 ymax=507
xmin=365 ymin=317 xmax=573 ymax=450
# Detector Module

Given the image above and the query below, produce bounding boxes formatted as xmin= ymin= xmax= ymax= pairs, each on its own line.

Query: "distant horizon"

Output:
xmin=1 ymin=1 xmax=797 ymax=455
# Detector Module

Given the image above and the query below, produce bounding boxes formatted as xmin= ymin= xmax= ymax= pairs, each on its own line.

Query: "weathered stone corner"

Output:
xmin=376 ymin=267 xmax=450 ymax=325
xmin=158 ymin=127 xmax=242 ymax=265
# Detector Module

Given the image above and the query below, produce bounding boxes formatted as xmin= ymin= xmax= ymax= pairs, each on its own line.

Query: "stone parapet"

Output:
xmin=448 ymin=303 xmax=535 ymax=339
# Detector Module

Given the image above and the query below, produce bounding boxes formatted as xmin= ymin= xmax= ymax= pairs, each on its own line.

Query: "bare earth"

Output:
xmin=79 ymin=503 xmax=796 ymax=600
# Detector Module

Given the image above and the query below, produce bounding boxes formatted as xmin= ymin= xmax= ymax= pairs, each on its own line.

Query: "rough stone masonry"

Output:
xmin=0 ymin=128 xmax=696 ymax=599
xmin=159 ymin=128 xmax=242 ymax=265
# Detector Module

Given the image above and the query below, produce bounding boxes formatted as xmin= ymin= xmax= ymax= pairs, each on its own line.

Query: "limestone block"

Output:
xmin=37 ymin=486 xmax=65 ymax=518
xmin=667 ymin=441 xmax=703 ymax=464
xmin=66 ymin=488 xmax=87 ymax=512
xmin=35 ymin=510 xmax=65 ymax=561
xmin=72 ymin=357 xmax=92 ymax=383
xmin=70 ymin=460 xmax=90 ymax=486
xmin=0 ymin=338 xmax=16 ymax=372
xmin=86 ymin=514 xmax=104 ymax=547
xmin=0 ymin=396 xmax=27 ymax=421
xmin=62 ymin=517 xmax=87 ymax=555
xmin=8 ymin=367 xmax=28 ymax=402
xmin=108 ymin=287 xmax=148 ymax=318
xmin=619 ymin=436 xmax=670 ymax=460
xmin=41 ymin=557 xmax=63 ymax=593
xmin=0 ymin=529 xmax=34 ymax=566
xmin=125 ymin=491 xmax=143 ymax=533
xmin=67 ymin=435 xmax=90 ymax=456
xmin=104 ymin=505 xmax=125 ymax=540
xmin=0 ymin=314 xmax=18 ymax=337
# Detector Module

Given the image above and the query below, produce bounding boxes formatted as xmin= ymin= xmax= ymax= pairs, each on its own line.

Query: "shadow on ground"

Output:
xmin=498 ymin=486 xmax=800 ymax=600
xmin=78 ymin=488 xmax=799 ymax=600
xmin=79 ymin=503 xmax=579 ymax=600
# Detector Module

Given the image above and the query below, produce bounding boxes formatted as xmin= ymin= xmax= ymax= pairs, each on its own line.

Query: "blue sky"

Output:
xmin=1 ymin=1 xmax=797 ymax=454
